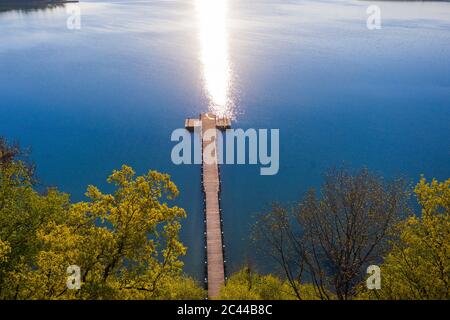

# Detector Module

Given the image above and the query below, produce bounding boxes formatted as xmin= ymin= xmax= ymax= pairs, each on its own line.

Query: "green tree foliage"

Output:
xmin=361 ymin=177 xmax=450 ymax=300
xmin=2 ymin=137 xmax=449 ymax=300
xmin=0 ymin=239 xmax=10 ymax=264
xmin=252 ymin=168 xmax=409 ymax=300
xmin=0 ymin=139 xmax=204 ymax=299
xmin=0 ymin=138 xmax=68 ymax=299
xmin=219 ymin=267 xmax=319 ymax=300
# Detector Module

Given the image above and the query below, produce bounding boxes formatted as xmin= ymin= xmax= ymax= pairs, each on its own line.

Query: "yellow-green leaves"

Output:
xmin=362 ymin=177 xmax=450 ymax=300
xmin=218 ymin=267 xmax=320 ymax=300
xmin=0 ymin=163 xmax=203 ymax=300
xmin=415 ymin=176 xmax=450 ymax=217
xmin=0 ymin=239 xmax=10 ymax=263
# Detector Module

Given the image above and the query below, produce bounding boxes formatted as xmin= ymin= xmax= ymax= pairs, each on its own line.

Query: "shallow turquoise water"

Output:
xmin=1 ymin=0 xmax=449 ymax=276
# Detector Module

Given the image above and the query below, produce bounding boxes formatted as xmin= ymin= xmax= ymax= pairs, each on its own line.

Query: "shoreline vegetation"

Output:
xmin=0 ymin=0 xmax=78 ymax=4
xmin=0 ymin=137 xmax=449 ymax=300
xmin=0 ymin=0 xmax=78 ymax=12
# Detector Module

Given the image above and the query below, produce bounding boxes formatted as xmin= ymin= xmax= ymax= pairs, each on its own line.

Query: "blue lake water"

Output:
xmin=1 ymin=0 xmax=449 ymax=277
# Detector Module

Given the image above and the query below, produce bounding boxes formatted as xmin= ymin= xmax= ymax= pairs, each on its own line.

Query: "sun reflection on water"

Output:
xmin=196 ymin=0 xmax=235 ymax=119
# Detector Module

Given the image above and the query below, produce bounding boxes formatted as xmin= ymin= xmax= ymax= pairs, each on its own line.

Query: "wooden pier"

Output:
xmin=186 ymin=113 xmax=230 ymax=298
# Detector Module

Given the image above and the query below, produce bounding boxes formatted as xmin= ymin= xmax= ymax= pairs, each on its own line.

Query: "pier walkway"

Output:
xmin=186 ymin=113 xmax=230 ymax=298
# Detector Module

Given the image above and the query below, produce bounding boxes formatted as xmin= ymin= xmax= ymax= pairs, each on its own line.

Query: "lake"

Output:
xmin=1 ymin=0 xmax=449 ymax=277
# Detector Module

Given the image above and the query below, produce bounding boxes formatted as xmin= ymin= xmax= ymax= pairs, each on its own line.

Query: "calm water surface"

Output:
xmin=1 ymin=0 xmax=449 ymax=276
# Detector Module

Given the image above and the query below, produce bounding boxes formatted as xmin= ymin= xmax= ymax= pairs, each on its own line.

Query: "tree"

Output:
xmin=0 ymin=137 xmax=34 ymax=176
xmin=362 ymin=177 xmax=450 ymax=299
xmin=253 ymin=168 xmax=409 ymax=300
xmin=0 ymin=138 xmax=19 ymax=165
xmin=0 ymin=240 xmax=10 ymax=264
xmin=10 ymin=165 xmax=202 ymax=299
xmin=219 ymin=266 xmax=318 ymax=300
xmin=0 ymin=139 xmax=67 ymax=299
xmin=0 ymin=138 xmax=204 ymax=299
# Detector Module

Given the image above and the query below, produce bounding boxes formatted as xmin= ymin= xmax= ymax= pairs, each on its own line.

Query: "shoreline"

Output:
xmin=0 ymin=0 xmax=78 ymax=6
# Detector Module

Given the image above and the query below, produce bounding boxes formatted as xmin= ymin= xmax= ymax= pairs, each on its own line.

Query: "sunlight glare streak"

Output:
xmin=196 ymin=0 xmax=234 ymax=118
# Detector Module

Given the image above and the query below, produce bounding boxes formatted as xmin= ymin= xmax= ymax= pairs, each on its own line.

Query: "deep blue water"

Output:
xmin=1 ymin=0 xmax=449 ymax=277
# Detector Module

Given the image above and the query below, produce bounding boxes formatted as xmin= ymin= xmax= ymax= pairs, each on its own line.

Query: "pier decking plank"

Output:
xmin=200 ymin=113 xmax=225 ymax=298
